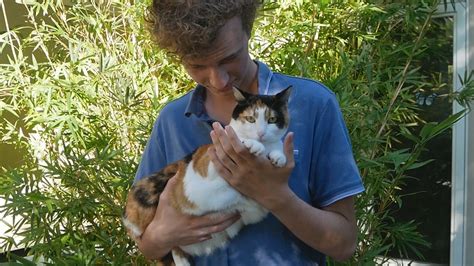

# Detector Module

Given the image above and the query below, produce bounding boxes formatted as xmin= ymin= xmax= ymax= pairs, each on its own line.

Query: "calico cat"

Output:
xmin=123 ymin=86 xmax=292 ymax=266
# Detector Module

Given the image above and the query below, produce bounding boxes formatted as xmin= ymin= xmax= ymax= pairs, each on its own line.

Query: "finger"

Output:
xmin=165 ymin=175 xmax=178 ymax=189
xmin=210 ymin=130 xmax=238 ymax=170
xmin=180 ymin=235 xmax=212 ymax=246
xmin=207 ymin=146 xmax=233 ymax=180
xmin=194 ymin=229 xmax=212 ymax=238
xmin=201 ymin=214 xmax=240 ymax=235
xmin=283 ymin=132 xmax=295 ymax=168
xmin=224 ymin=125 xmax=250 ymax=162
xmin=198 ymin=236 xmax=212 ymax=242
xmin=212 ymin=123 xmax=242 ymax=163
xmin=159 ymin=175 xmax=177 ymax=200
xmin=181 ymin=228 xmax=212 ymax=246
xmin=200 ymin=212 xmax=240 ymax=226
xmin=190 ymin=211 xmax=239 ymax=229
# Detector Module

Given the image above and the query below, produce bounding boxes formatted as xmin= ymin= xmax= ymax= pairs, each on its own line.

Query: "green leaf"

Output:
xmin=420 ymin=110 xmax=466 ymax=142
xmin=406 ymin=159 xmax=435 ymax=170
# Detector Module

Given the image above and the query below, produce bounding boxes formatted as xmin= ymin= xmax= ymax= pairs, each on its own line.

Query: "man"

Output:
xmin=135 ymin=0 xmax=365 ymax=265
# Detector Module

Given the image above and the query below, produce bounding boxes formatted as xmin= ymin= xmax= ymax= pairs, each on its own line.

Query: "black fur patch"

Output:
xmin=134 ymin=187 xmax=157 ymax=208
xmin=232 ymin=101 xmax=251 ymax=119
xmin=149 ymin=173 xmax=169 ymax=195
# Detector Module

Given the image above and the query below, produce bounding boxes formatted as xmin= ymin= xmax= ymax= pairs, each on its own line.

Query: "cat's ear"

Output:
xmin=232 ymin=86 xmax=247 ymax=101
xmin=276 ymin=85 xmax=292 ymax=103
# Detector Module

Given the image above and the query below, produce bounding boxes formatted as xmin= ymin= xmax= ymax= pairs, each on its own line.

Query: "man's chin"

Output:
xmin=214 ymin=86 xmax=234 ymax=95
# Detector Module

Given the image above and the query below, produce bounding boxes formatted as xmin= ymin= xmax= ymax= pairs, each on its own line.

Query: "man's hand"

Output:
xmin=207 ymin=122 xmax=295 ymax=211
xmin=137 ymin=176 xmax=240 ymax=260
xmin=208 ymin=122 xmax=358 ymax=261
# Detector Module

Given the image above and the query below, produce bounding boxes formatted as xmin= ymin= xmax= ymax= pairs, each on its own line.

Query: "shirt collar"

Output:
xmin=184 ymin=84 xmax=207 ymax=118
xmin=184 ymin=60 xmax=273 ymax=118
xmin=256 ymin=60 xmax=272 ymax=95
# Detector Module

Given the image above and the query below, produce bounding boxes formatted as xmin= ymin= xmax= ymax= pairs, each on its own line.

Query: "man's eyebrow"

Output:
xmin=220 ymin=47 xmax=242 ymax=63
xmin=185 ymin=47 xmax=243 ymax=67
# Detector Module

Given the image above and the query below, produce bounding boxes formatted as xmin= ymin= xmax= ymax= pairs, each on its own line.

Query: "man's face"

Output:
xmin=182 ymin=16 xmax=256 ymax=98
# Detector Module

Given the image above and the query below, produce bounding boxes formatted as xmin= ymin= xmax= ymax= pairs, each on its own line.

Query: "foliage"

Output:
xmin=0 ymin=0 xmax=473 ymax=264
xmin=253 ymin=0 xmax=473 ymax=264
xmin=0 ymin=0 xmax=188 ymax=263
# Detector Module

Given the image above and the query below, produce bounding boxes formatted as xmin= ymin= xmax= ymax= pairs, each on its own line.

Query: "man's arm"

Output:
xmin=208 ymin=122 xmax=358 ymax=261
xmin=270 ymin=192 xmax=357 ymax=261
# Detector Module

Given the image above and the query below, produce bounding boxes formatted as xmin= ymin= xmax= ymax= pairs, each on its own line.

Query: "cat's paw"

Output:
xmin=268 ymin=150 xmax=286 ymax=167
xmin=242 ymin=139 xmax=265 ymax=156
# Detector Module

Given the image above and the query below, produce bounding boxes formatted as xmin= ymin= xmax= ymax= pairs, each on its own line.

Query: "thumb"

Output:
xmin=283 ymin=132 xmax=295 ymax=168
xmin=154 ymin=175 xmax=178 ymax=218
xmin=160 ymin=174 xmax=178 ymax=199
xmin=167 ymin=174 xmax=178 ymax=187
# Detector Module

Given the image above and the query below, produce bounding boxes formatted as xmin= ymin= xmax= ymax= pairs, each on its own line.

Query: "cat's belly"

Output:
xmin=179 ymin=163 xmax=269 ymax=257
xmin=182 ymin=163 xmax=243 ymax=215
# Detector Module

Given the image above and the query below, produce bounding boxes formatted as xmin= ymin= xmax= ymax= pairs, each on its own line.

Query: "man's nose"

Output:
xmin=209 ymin=67 xmax=229 ymax=89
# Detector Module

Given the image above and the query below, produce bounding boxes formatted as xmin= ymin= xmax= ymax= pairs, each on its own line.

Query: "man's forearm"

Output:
xmin=269 ymin=188 xmax=357 ymax=261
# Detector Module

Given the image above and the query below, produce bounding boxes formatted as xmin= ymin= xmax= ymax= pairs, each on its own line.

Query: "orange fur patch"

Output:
xmin=124 ymin=188 xmax=156 ymax=239
xmin=124 ymin=158 xmax=197 ymax=241
xmin=170 ymin=161 xmax=198 ymax=211
xmin=237 ymin=100 xmax=267 ymax=122
xmin=192 ymin=144 xmax=212 ymax=177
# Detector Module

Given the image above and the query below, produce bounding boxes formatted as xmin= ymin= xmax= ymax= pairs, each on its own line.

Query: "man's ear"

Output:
xmin=232 ymin=86 xmax=246 ymax=101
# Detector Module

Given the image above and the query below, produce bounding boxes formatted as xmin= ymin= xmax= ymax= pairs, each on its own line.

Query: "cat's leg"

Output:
xmin=172 ymin=248 xmax=191 ymax=266
xmin=268 ymin=150 xmax=286 ymax=167
xmin=241 ymin=138 xmax=265 ymax=156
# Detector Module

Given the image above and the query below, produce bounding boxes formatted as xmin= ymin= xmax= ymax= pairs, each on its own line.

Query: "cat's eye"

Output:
xmin=268 ymin=117 xmax=277 ymax=123
xmin=245 ymin=116 xmax=256 ymax=123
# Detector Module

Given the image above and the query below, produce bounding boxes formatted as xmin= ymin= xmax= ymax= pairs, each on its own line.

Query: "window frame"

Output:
xmin=436 ymin=2 xmax=471 ymax=266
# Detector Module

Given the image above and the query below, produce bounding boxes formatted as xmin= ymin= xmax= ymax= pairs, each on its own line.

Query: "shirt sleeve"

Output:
xmin=134 ymin=116 xmax=167 ymax=182
xmin=309 ymin=95 xmax=365 ymax=207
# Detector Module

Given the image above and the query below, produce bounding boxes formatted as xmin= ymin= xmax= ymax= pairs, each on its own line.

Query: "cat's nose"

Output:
xmin=257 ymin=131 xmax=265 ymax=139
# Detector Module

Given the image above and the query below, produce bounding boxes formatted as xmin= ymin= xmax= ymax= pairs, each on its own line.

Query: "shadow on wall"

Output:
xmin=1 ymin=1 xmax=47 ymax=169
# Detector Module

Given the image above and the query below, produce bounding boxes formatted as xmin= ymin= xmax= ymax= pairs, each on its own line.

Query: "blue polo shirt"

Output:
xmin=135 ymin=61 xmax=365 ymax=265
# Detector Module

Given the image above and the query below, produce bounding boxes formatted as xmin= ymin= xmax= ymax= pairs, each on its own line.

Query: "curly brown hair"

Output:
xmin=145 ymin=0 xmax=262 ymax=59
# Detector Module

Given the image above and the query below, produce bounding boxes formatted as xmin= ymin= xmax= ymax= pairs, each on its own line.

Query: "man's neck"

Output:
xmin=240 ymin=60 xmax=259 ymax=94
xmin=205 ymin=95 xmax=236 ymax=125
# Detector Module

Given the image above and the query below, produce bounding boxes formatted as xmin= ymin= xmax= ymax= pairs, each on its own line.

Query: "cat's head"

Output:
xmin=229 ymin=86 xmax=292 ymax=142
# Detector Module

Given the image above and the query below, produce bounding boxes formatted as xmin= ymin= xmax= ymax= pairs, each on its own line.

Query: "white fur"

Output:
xmin=122 ymin=217 xmax=142 ymax=238
xmin=175 ymin=109 xmax=287 ymax=261
xmin=180 ymin=162 xmax=265 ymax=257
xmin=268 ymin=149 xmax=286 ymax=167
xmin=172 ymin=250 xmax=191 ymax=266
xmin=242 ymin=138 xmax=265 ymax=156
